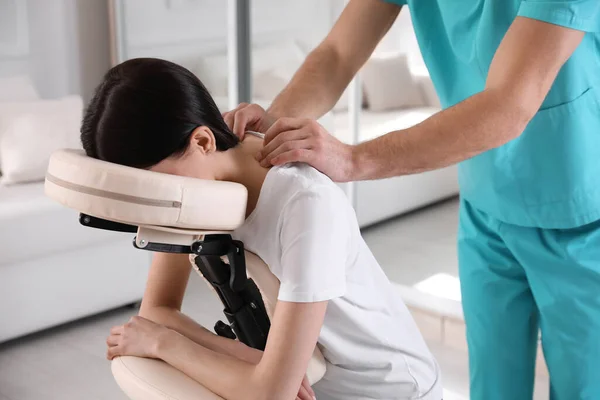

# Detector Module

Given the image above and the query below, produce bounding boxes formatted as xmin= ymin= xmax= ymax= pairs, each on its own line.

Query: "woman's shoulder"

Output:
xmin=271 ymin=163 xmax=341 ymax=194
xmin=270 ymin=164 xmax=351 ymax=214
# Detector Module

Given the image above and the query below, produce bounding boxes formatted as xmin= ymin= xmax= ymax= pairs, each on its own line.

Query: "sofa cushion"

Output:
xmin=0 ymin=96 xmax=83 ymax=185
xmin=361 ymin=53 xmax=426 ymax=111
xmin=0 ymin=182 xmax=126 ymax=266
xmin=0 ymin=75 xmax=39 ymax=102
xmin=332 ymin=107 xmax=439 ymax=144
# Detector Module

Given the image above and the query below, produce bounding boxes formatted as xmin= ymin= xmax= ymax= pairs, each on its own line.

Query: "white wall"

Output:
xmin=0 ymin=0 xmax=424 ymax=101
xmin=117 ymin=0 xmax=336 ymax=62
xmin=329 ymin=1 xmax=425 ymax=71
xmin=376 ymin=7 xmax=426 ymax=72
xmin=0 ymin=0 xmax=111 ymax=102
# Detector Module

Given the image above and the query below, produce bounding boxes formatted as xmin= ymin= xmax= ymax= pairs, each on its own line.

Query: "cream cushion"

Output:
xmin=362 ymin=53 xmax=426 ymax=111
xmin=45 ymin=149 xmax=248 ymax=231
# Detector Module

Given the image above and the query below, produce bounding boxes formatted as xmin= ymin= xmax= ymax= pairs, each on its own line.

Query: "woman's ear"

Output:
xmin=189 ymin=126 xmax=216 ymax=155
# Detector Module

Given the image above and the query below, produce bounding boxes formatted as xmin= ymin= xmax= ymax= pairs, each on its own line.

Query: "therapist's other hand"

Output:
xmin=258 ymin=117 xmax=354 ymax=183
xmin=223 ymin=103 xmax=276 ymax=139
xmin=106 ymin=316 xmax=170 ymax=360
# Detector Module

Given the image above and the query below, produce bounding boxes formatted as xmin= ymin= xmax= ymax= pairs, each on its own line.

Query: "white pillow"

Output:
xmin=252 ymin=41 xmax=305 ymax=75
xmin=253 ymin=68 xmax=290 ymax=100
xmin=193 ymin=52 xmax=229 ymax=96
xmin=0 ymin=75 xmax=40 ymax=102
xmin=195 ymin=41 xmax=307 ymax=98
xmin=253 ymin=66 xmax=365 ymax=113
xmin=0 ymin=96 xmax=83 ymax=185
xmin=361 ymin=53 xmax=426 ymax=112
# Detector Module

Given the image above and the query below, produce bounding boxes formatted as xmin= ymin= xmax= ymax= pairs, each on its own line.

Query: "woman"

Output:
xmin=82 ymin=58 xmax=442 ymax=400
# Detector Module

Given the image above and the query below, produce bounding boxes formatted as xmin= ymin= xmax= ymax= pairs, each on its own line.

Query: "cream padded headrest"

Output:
xmin=45 ymin=149 xmax=248 ymax=231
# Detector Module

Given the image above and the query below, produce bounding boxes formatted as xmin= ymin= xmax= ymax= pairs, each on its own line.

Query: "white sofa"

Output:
xmin=0 ymin=76 xmax=150 ymax=343
xmin=331 ymin=105 xmax=459 ymax=227
xmin=0 ymin=182 xmax=150 ymax=343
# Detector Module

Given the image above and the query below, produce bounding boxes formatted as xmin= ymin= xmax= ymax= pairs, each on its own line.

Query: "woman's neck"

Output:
xmin=218 ymin=136 xmax=270 ymax=217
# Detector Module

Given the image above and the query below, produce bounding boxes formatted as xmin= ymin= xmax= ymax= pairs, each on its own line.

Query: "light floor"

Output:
xmin=0 ymin=198 xmax=549 ymax=399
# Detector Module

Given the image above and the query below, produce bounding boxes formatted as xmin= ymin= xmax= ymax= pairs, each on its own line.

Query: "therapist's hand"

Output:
xmin=258 ymin=117 xmax=355 ymax=182
xmin=223 ymin=103 xmax=276 ymax=139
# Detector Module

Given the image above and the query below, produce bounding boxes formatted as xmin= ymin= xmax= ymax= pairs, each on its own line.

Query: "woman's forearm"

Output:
xmin=157 ymin=330 xmax=265 ymax=400
xmin=140 ymin=306 xmax=262 ymax=364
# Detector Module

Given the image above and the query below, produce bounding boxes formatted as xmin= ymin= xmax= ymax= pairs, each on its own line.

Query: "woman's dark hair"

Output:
xmin=81 ymin=58 xmax=239 ymax=168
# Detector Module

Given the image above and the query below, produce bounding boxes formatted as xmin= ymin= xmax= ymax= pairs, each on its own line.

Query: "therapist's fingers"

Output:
xmin=271 ymin=148 xmax=316 ymax=167
xmin=227 ymin=103 xmax=272 ymax=139
xmin=263 ymin=117 xmax=308 ymax=146
xmin=223 ymin=103 xmax=249 ymax=136
xmin=258 ymin=123 xmax=309 ymax=161
xmin=258 ymin=129 xmax=310 ymax=166
xmin=259 ymin=138 xmax=312 ymax=168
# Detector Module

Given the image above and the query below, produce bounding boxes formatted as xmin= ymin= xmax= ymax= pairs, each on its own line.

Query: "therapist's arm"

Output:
xmin=223 ymin=0 xmax=400 ymax=137
xmin=258 ymin=17 xmax=585 ymax=181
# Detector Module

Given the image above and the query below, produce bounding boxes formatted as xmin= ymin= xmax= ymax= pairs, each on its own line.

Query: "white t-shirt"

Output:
xmin=233 ymin=164 xmax=442 ymax=400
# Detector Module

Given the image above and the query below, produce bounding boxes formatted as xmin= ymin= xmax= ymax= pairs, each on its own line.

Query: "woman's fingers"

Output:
xmin=301 ymin=375 xmax=315 ymax=398
xmin=106 ymin=345 xmax=122 ymax=360
xmin=106 ymin=334 xmax=120 ymax=347
xmin=110 ymin=325 xmax=124 ymax=335
xmin=297 ymin=382 xmax=313 ymax=400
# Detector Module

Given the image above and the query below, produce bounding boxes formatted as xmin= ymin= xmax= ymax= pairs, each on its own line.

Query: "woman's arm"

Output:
xmin=137 ymin=252 xmax=263 ymax=364
xmin=109 ymin=300 xmax=327 ymax=400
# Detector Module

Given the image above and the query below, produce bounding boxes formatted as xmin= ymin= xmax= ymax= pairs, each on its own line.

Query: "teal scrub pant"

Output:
xmin=458 ymin=199 xmax=600 ymax=400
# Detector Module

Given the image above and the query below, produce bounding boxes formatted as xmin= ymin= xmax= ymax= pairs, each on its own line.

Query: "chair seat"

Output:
xmin=112 ymin=356 xmax=224 ymax=400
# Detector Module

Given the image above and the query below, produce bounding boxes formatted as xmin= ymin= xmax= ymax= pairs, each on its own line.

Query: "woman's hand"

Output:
xmin=106 ymin=316 xmax=316 ymax=399
xmin=297 ymin=375 xmax=317 ymax=400
xmin=106 ymin=316 xmax=171 ymax=360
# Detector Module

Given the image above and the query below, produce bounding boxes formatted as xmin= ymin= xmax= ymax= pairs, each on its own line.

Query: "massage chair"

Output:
xmin=45 ymin=149 xmax=326 ymax=400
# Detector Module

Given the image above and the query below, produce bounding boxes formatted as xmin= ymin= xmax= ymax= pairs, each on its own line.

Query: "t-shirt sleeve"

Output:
xmin=276 ymin=186 xmax=349 ymax=303
xmin=518 ymin=0 xmax=600 ymax=32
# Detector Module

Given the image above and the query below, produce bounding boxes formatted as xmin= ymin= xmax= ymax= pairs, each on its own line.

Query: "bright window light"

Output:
xmin=442 ymin=388 xmax=468 ymax=400
xmin=414 ymin=273 xmax=462 ymax=302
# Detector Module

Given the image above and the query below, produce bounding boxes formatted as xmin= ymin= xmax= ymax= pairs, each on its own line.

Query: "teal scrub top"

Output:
xmin=383 ymin=0 xmax=600 ymax=229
